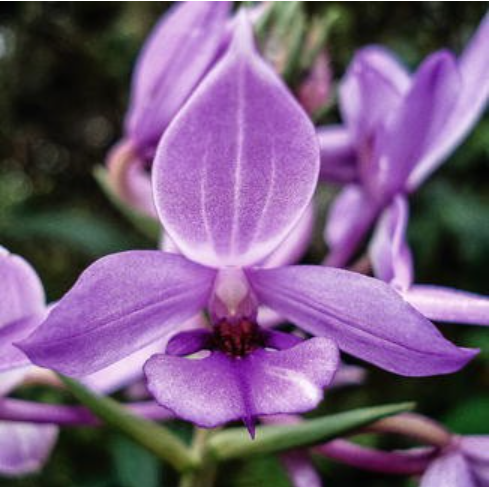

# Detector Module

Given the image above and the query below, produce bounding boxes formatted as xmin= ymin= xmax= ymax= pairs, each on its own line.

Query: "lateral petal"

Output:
xmin=248 ymin=265 xmax=477 ymax=376
xmin=20 ymin=252 xmax=215 ymax=376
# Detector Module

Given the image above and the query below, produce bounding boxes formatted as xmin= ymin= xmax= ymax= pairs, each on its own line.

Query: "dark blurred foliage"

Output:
xmin=0 ymin=2 xmax=487 ymax=487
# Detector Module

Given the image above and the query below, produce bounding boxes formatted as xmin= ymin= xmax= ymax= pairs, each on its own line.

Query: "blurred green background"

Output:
xmin=0 ymin=2 xmax=488 ymax=486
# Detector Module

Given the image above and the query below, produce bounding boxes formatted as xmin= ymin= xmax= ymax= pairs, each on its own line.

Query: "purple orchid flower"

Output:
xmin=107 ymin=1 xmax=232 ymax=216
xmin=370 ymin=195 xmax=489 ymax=325
xmin=0 ymin=247 xmax=177 ymax=476
xmin=419 ymin=436 xmax=489 ymax=487
xmin=0 ymin=247 xmax=58 ymax=476
xmin=319 ymin=14 xmax=489 ymax=267
xmin=20 ymin=15 xmax=476 ymax=435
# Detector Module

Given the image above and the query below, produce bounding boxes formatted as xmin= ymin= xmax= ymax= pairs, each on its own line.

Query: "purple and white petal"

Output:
xmin=0 ymin=247 xmax=45 ymax=328
xmin=0 ymin=422 xmax=58 ymax=477
xmin=153 ymin=14 xmax=319 ymax=268
xmin=369 ymin=195 xmax=413 ymax=291
xmin=339 ymin=48 xmax=406 ymax=150
xmin=144 ymin=337 xmax=338 ymax=429
xmin=248 ymin=265 xmax=477 ymax=376
xmin=324 ymin=185 xmax=380 ymax=267
xmin=317 ymin=125 xmax=358 ymax=184
xmin=461 ymin=436 xmax=489 ymax=485
xmin=0 ymin=316 xmax=43 ymax=372
xmin=370 ymin=51 xmax=461 ymax=198
xmin=20 ymin=252 xmax=216 ymax=376
xmin=403 ymin=285 xmax=489 ymax=326
xmin=84 ymin=314 xmax=207 ymax=394
xmin=125 ymin=1 xmax=231 ymax=154
xmin=408 ymin=14 xmax=489 ymax=189
xmin=420 ymin=452 xmax=476 ymax=487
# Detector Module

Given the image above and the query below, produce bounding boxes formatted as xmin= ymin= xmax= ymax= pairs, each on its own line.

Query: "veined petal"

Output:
xmin=153 ymin=14 xmax=319 ymax=268
xmin=125 ymin=1 xmax=231 ymax=153
xmin=420 ymin=452 xmax=476 ymax=487
xmin=371 ymin=51 xmax=461 ymax=197
xmin=403 ymin=286 xmax=489 ymax=326
xmin=144 ymin=338 xmax=338 ymax=429
xmin=408 ymin=14 xmax=489 ymax=189
xmin=19 ymin=252 xmax=216 ymax=376
xmin=0 ymin=247 xmax=45 ymax=328
xmin=461 ymin=436 xmax=489 ymax=484
xmin=369 ymin=195 xmax=413 ymax=291
xmin=324 ymin=185 xmax=380 ymax=267
xmin=248 ymin=266 xmax=477 ymax=376
xmin=317 ymin=125 xmax=359 ymax=184
xmin=0 ymin=422 xmax=58 ymax=477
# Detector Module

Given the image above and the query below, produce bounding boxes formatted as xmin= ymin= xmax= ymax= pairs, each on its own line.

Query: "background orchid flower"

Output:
xmin=20 ymin=14 xmax=476 ymax=437
xmin=0 ymin=246 xmax=178 ymax=476
xmin=319 ymin=13 xmax=489 ymax=267
xmin=107 ymin=1 xmax=232 ymax=216
xmin=420 ymin=436 xmax=489 ymax=487
xmin=0 ymin=247 xmax=58 ymax=476
xmin=370 ymin=195 xmax=489 ymax=325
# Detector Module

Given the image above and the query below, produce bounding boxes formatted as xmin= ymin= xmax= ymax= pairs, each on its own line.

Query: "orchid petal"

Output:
xmin=403 ymin=286 xmax=489 ymax=326
xmin=369 ymin=195 xmax=413 ymax=291
xmin=0 ymin=422 xmax=58 ymax=476
xmin=261 ymin=203 xmax=315 ymax=269
xmin=324 ymin=185 xmax=379 ymax=267
xmin=0 ymin=247 xmax=45 ymax=328
xmin=339 ymin=48 xmax=406 ymax=148
xmin=125 ymin=1 xmax=231 ymax=154
xmin=145 ymin=337 xmax=338 ymax=429
xmin=408 ymin=14 xmax=489 ymax=189
xmin=248 ymin=265 xmax=477 ymax=376
xmin=317 ymin=125 xmax=358 ymax=184
xmin=84 ymin=314 xmax=206 ymax=394
xmin=20 ymin=252 xmax=216 ymax=376
xmin=371 ymin=51 xmax=461 ymax=197
xmin=351 ymin=46 xmax=410 ymax=94
xmin=461 ymin=436 xmax=489 ymax=484
xmin=153 ymin=14 xmax=319 ymax=268
xmin=0 ymin=316 xmax=42 ymax=372
xmin=420 ymin=452 xmax=476 ymax=487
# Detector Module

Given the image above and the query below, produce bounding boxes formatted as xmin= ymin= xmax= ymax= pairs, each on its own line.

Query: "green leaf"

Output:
xmin=59 ymin=375 xmax=198 ymax=473
xmin=207 ymin=402 xmax=415 ymax=462
xmin=111 ymin=435 xmax=161 ymax=487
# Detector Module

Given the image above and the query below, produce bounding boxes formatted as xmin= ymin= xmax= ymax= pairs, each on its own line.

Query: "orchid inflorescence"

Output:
xmin=1 ymin=3 xmax=488 ymax=486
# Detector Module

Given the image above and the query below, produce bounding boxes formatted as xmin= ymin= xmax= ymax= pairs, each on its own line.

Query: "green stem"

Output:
xmin=60 ymin=375 xmax=198 ymax=473
xmin=179 ymin=429 xmax=217 ymax=487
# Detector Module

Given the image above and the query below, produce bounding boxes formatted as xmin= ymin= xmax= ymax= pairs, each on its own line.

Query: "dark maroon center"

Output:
xmin=212 ymin=319 xmax=264 ymax=357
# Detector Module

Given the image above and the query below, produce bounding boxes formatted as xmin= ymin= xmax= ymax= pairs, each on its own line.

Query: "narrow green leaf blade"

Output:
xmin=60 ymin=375 xmax=197 ymax=472
xmin=207 ymin=402 xmax=415 ymax=461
